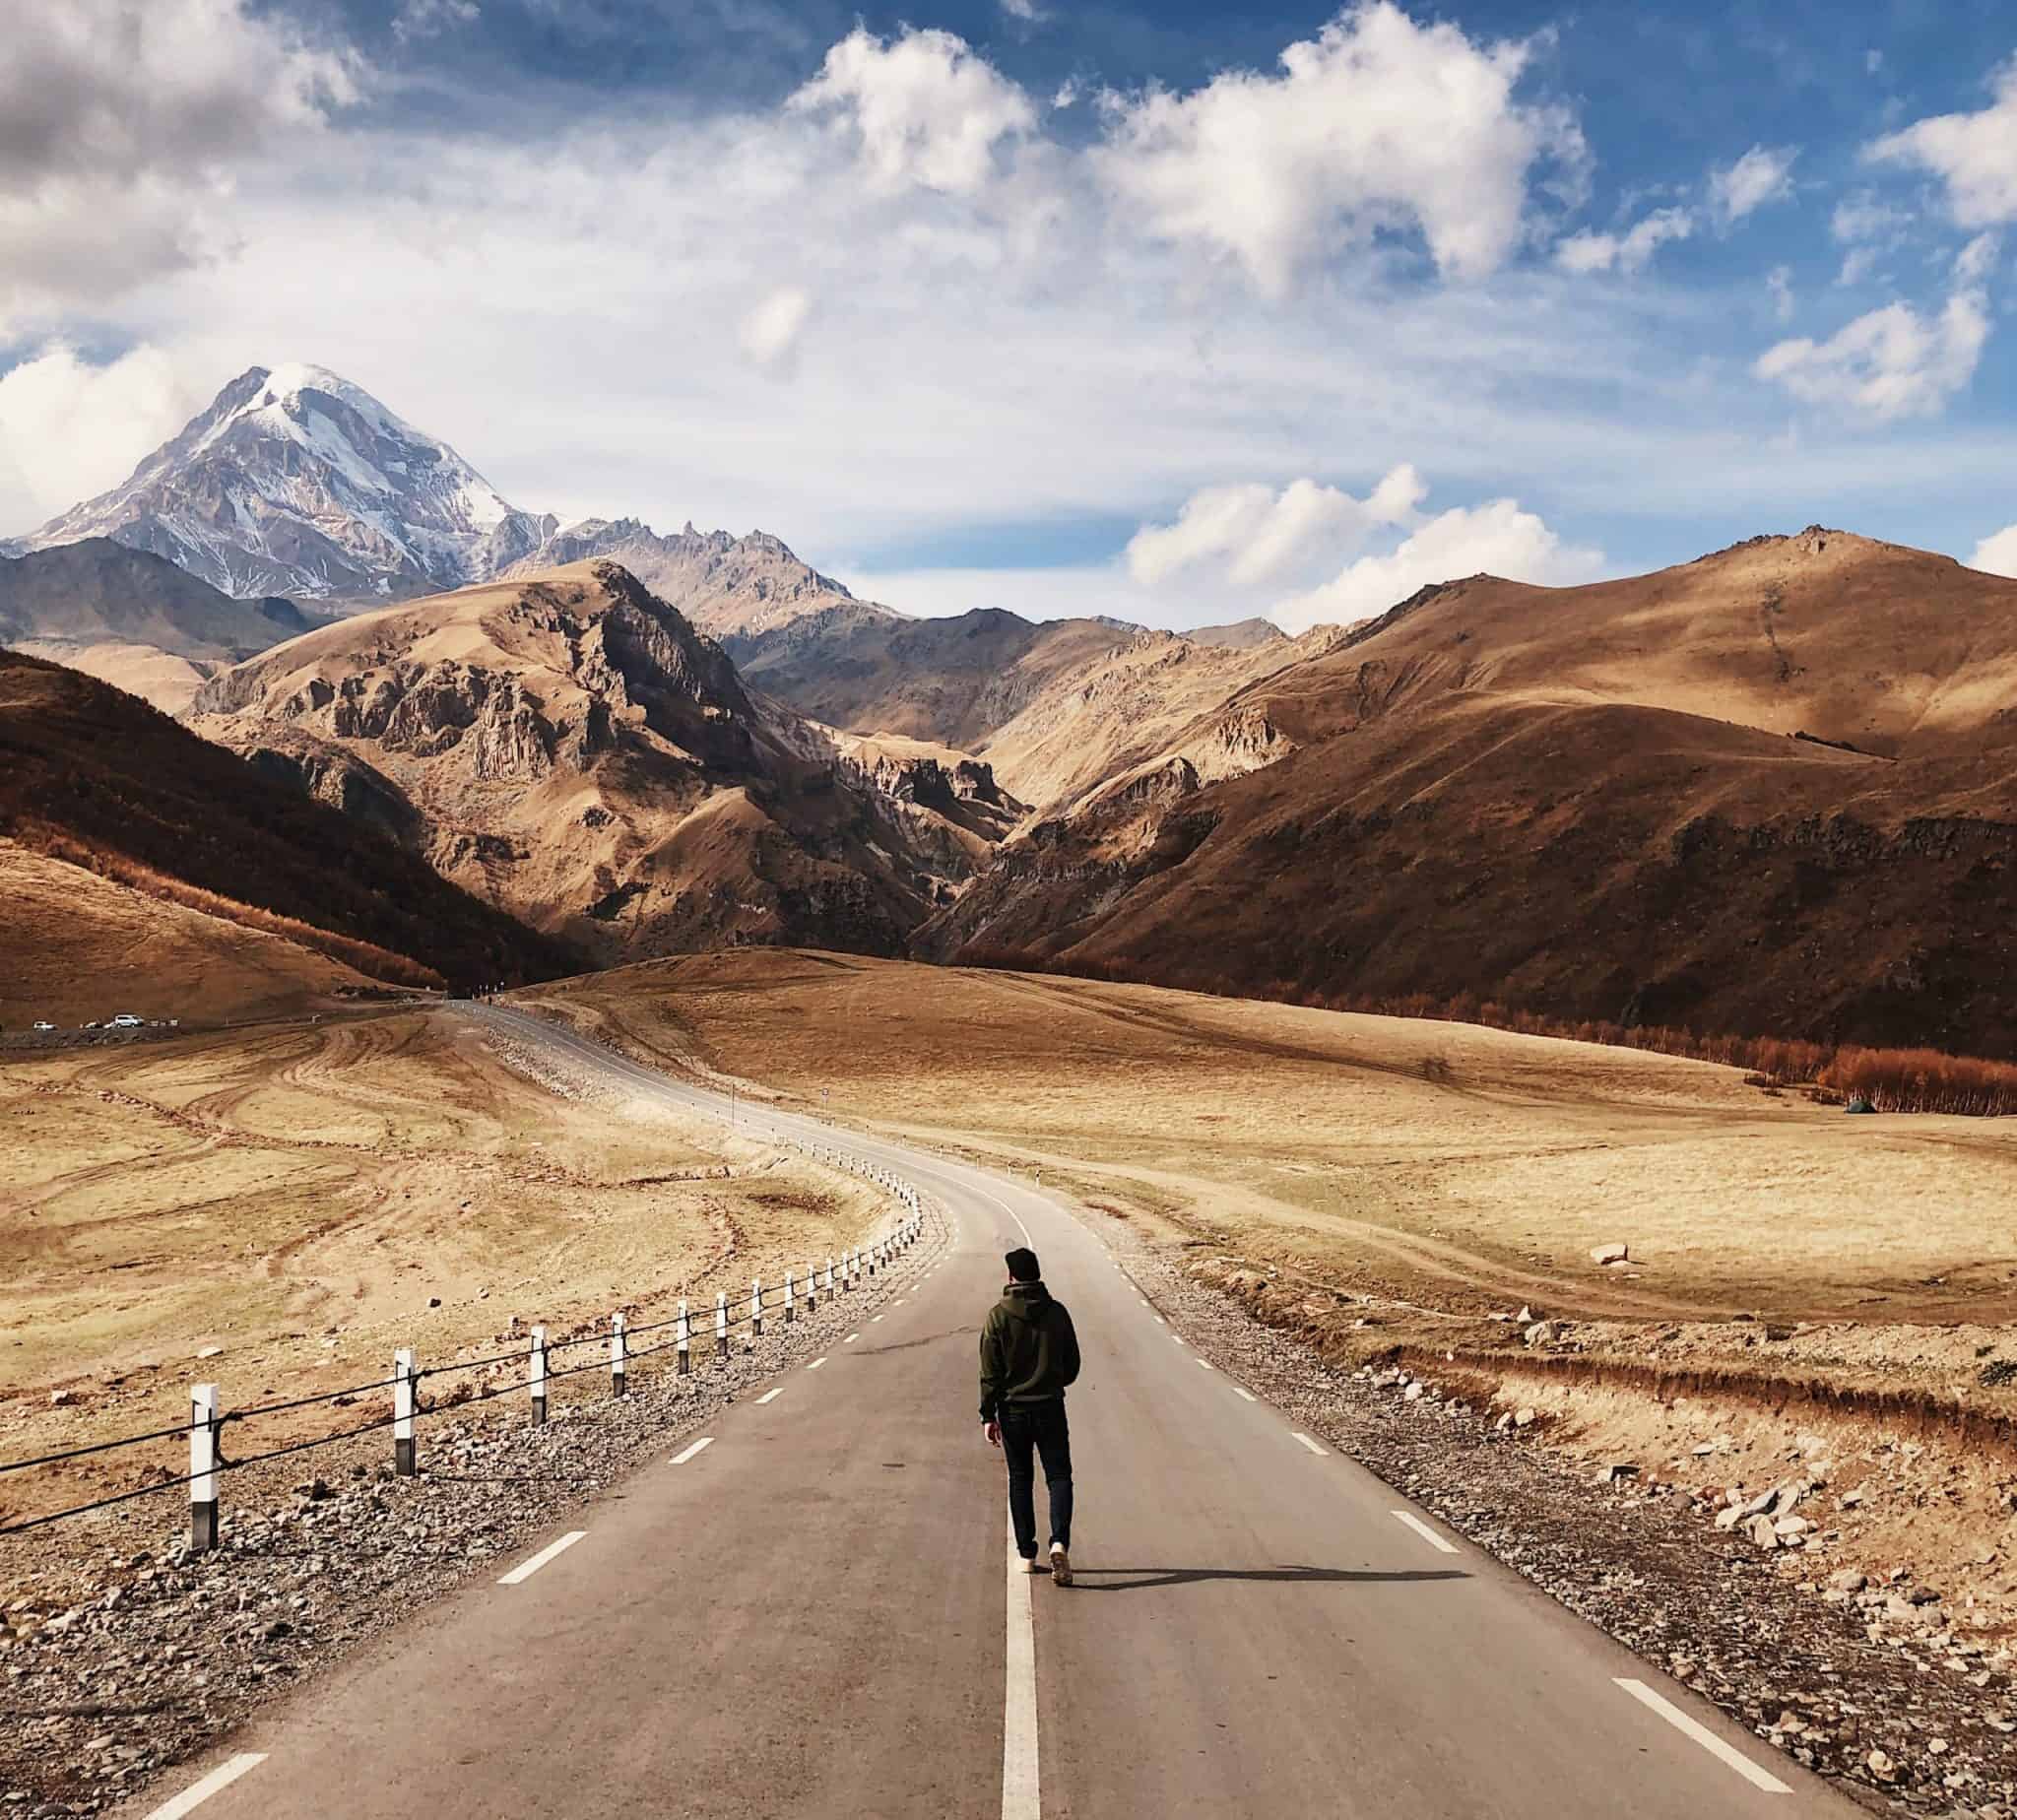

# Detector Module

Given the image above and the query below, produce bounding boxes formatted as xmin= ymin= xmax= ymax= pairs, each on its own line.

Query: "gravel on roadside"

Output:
xmin=1105 ymin=1224 xmax=2014 ymax=1820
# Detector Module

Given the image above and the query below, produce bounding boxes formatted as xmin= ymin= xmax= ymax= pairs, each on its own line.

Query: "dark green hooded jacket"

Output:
xmin=979 ymin=1281 xmax=1080 ymax=1421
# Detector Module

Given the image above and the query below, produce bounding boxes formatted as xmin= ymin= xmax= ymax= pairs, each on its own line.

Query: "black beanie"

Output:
xmin=1005 ymin=1247 xmax=1041 ymax=1282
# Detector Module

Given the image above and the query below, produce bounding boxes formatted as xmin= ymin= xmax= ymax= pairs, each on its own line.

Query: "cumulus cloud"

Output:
xmin=1868 ymin=55 xmax=2017 ymax=228
xmin=0 ymin=0 xmax=360 ymax=326
xmin=1711 ymin=145 xmax=1797 ymax=224
xmin=1767 ymin=265 xmax=1794 ymax=321
xmin=1270 ymin=495 xmax=1604 ymax=632
xmin=1126 ymin=466 xmax=1425 ymax=588
xmin=1754 ymin=282 xmax=1990 ymax=422
xmin=1971 ymin=523 xmax=2017 ymax=577
xmin=788 ymin=27 xmax=1036 ymax=196
xmin=739 ymin=285 xmax=813 ymax=374
xmin=1556 ymin=207 xmax=1693 ymax=275
xmin=0 ymin=343 xmax=198 ymax=524
xmin=1091 ymin=1 xmax=1586 ymax=294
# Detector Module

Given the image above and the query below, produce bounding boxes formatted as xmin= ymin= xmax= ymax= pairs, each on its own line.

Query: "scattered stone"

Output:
xmin=1589 ymin=1243 xmax=1631 ymax=1266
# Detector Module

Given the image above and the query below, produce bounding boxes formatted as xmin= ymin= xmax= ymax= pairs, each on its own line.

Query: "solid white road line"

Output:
xmin=1003 ymin=1517 xmax=1041 ymax=1820
xmin=755 ymin=1388 xmax=784 ymax=1405
xmin=142 ymin=1753 xmax=268 ymax=1820
xmin=498 ymin=1529 xmax=586 ymax=1586
xmin=1614 ymin=1679 xmax=1793 ymax=1794
xmin=1232 ymin=1387 xmax=1258 ymax=1402
xmin=671 ymin=1437 xmax=714 ymax=1465
xmin=808 ymin=1356 xmax=828 ymax=1370
xmin=1291 ymin=1432 xmax=1330 ymax=1457
xmin=1391 ymin=1511 xmax=1460 ymax=1555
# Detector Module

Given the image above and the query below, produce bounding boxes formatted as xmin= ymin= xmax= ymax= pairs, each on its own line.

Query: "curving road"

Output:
xmin=121 ymin=1003 xmax=1860 ymax=1820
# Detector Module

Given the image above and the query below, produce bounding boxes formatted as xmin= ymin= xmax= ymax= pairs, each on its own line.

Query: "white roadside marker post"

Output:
xmin=189 ymin=1383 xmax=220 ymax=1553
xmin=784 ymin=1270 xmax=796 ymax=1325
xmin=393 ymin=1348 xmax=417 ymax=1477
xmin=804 ymin=1261 xmax=816 ymax=1316
xmin=825 ymin=1256 xmax=836 ymax=1296
xmin=611 ymin=1313 xmax=627 ymax=1398
xmin=750 ymin=1279 xmax=763 ymax=1343
xmin=530 ymin=1326 xmax=549 ymax=1426
xmin=677 ymin=1299 xmax=690 ymax=1377
xmin=715 ymin=1291 xmax=729 ymax=1362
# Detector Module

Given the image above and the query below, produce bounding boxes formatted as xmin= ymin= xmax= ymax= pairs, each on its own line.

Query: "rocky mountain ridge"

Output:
xmin=189 ymin=561 xmax=972 ymax=962
xmin=14 ymin=364 xmax=886 ymax=643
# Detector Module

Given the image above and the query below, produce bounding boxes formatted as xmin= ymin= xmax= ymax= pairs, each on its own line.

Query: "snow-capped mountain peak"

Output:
xmin=16 ymin=361 xmax=874 ymax=636
xmin=21 ymin=363 xmax=534 ymax=601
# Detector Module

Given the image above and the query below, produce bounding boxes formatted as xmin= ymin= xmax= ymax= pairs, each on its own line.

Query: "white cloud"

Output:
xmin=0 ymin=343 xmax=199 ymax=524
xmin=1091 ymin=1 xmax=1586 ymax=294
xmin=1831 ymin=195 xmax=1905 ymax=244
xmin=1556 ymin=207 xmax=1693 ymax=275
xmin=393 ymin=0 xmax=478 ymax=43
xmin=1000 ymin=0 xmax=1047 ymax=21
xmin=1711 ymin=145 xmax=1797 ymax=224
xmin=739 ymin=285 xmax=813 ymax=374
xmin=1270 ymin=495 xmax=1604 ymax=632
xmin=1866 ymin=49 xmax=1884 ymax=76
xmin=1126 ymin=467 xmax=1424 ymax=587
xmin=0 ymin=0 xmax=360 ymax=328
xmin=1971 ymin=522 xmax=2017 ymax=577
xmin=1956 ymin=230 xmax=2002 ymax=286
xmin=787 ymin=27 xmax=1036 ymax=197
xmin=1869 ymin=55 xmax=2017 ymax=228
xmin=1767 ymin=265 xmax=1794 ymax=321
xmin=1754 ymin=284 xmax=1990 ymax=422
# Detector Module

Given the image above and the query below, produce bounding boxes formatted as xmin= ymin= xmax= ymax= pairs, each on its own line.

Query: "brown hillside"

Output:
xmin=190 ymin=561 xmax=961 ymax=961
xmin=0 ymin=842 xmax=375 ymax=1028
xmin=0 ymin=650 xmax=567 ymax=1000
xmin=726 ymin=605 xmax=1135 ymax=754
xmin=924 ymin=530 xmax=2017 ymax=1056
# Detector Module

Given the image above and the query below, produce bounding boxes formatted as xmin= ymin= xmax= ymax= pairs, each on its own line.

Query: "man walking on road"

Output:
xmin=981 ymin=1246 xmax=1080 ymax=1585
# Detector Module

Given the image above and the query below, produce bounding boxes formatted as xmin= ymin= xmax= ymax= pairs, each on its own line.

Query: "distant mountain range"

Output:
xmin=4 ymin=363 xmax=882 ymax=640
xmin=13 ymin=360 xmax=2017 ymax=1060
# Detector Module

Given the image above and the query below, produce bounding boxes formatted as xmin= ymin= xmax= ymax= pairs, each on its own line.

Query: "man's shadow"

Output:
xmin=1064 ymin=1566 xmax=1470 ymax=1592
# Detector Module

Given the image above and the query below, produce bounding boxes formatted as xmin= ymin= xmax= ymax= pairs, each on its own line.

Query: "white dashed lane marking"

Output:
xmin=845 ymin=1332 xmax=860 ymax=1343
xmin=670 ymin=1437 xmax=714 ymax=1465
xmin=498 ymin=1529 xmax=586 ymax=1586
xmin=141 ymin=1753 xmax=267 ymax=1820
xmin=1195 ymin=1358 xmax=1213 ymax=1370
xmin=1232 ymin=1388 xmax=1258 ymax=1403
xmin=808 ymin=1356 xmax=828 ymax=1371
xmin=1614 ymin=1679 xmax=1793 ymax=1794
xmin=872 ymin=1314 xmax=885 ymax=1323
xmin=1290 ymin=1433 xmax=1329 ymax=1457
xmin=755 ymin=1388 xmax=784 ymax=1405
xmin=1391 ymin=1511 xmax=1459 ymax=1554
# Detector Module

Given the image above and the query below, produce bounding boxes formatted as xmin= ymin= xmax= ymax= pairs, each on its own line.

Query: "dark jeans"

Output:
xmin=1000 ymin=1398 xmax=1073 ymax=1556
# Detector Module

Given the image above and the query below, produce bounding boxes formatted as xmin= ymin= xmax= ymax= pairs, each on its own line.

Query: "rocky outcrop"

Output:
xmin=189 ymin=561 xmax=949 ymax=964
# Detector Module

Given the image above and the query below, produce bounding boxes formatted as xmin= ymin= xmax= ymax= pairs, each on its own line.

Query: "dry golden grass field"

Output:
xmin=0 ymin=1009 xmax=887 ymax=1528
xmin=523 ymin=948 xmax=2017 ymax=1338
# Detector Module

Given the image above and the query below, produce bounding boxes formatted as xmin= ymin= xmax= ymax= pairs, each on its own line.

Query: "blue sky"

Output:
xmin=1 ymin=0 xmax=2014 ymax=625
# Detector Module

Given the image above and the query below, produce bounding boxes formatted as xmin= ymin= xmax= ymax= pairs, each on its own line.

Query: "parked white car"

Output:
xmin=33 ymin=1021 xmax=55 ymax=1032
xmin=108 ymin=1013 xmax=143 ymax=1028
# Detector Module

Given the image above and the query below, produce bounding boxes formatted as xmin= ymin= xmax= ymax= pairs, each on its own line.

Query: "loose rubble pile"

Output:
xmin=0 ymin=1208 xmax=947 ymax=1817
xmin=1118 ymin=1237 xmax=2016 ymax=1819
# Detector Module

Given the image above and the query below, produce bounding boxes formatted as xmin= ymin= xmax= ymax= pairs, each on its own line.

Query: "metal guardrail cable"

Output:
xmin=4 ymin=1181 xmax=929 ymax=1537
xmin=228 ymin=1373 xmax=405 ymax=1422
xmin=0 ymin=1419 xmax=196 ymax=1477
xmin=0 ymin=1467 xmax=206 ymax=1536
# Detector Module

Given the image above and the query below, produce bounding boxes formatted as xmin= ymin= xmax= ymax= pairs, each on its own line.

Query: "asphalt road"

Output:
xmin=121 ymin=1004 xmax=1864 ymax=1820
